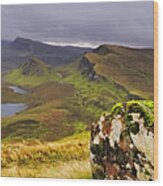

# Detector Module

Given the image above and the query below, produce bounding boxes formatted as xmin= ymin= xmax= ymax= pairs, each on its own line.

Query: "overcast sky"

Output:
xmin=1 ymin=1 xmax=154 ymax=48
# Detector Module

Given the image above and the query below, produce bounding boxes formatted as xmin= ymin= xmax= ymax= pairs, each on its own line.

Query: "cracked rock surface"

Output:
xmin=90 ymin=100 xmax=154 ymax=180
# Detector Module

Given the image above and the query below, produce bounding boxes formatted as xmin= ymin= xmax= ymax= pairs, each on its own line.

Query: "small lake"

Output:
xmin=9 ymin=86 xmax=27 ymax=94
xmin=1 ymin=103 xmax=27 ymax=117
xmin=1 ymin=86 xmax=28 ymax=117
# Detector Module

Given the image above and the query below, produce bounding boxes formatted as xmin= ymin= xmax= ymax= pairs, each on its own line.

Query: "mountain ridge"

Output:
xmin=4 ymin=42 xmax=154 ymax=99
xmin=1 ymin=37 xmax=91 ymax=72
xmin=78 ymin=44 xmax=154 ymax=99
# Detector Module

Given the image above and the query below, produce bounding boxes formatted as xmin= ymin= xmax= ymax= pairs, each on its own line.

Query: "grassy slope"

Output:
xmin=2 ymin=56 xmax=129 ymax=142
xmin=59 ymin=62 xmax=128 ymax=115
xmin=1 ymin=79 xmax=95 ymax=142
xmin=1 ymin=82 xmax=28 ymax=103
xmin=1 ymin=60 xmax=128 ymax=178
xmin=2 ymin=82 xmax=75 ymax=142
xmin=84 ymin=45 xmax=154 ymax=99
xmin=5 ymin=68 xmax=60 ymax=87
xmin=2 ymin=131 xmax=92 ymax=178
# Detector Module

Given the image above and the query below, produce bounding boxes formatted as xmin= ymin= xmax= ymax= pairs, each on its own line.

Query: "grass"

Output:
xmin=2 ymin=57 xmax=147 ymax=143
xmin=1 ymin=105 xmax=73 ymax=142
xmin=1 ymin=131 xmax=92 ymax=178
xmin=59 ymin=64 xmax=128 ymax=117
xmin=84 ymin=46 xmax=154 ymax=99
xmin=2 ymin=160 xmax=92 ymax=178
xmin=1 ymin=78 xmax=95 ymax=142
xmin=44 ymin=159 xmax=91 ymax=179
xmin=5 ymin=68 xmax=60 ymax=87
xmin=1 ymin=83 xmax=28 ymax=103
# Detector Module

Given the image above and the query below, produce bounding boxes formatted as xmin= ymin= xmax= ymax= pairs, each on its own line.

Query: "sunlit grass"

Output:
xmin=5 ymin=68 xmax=60 ymax=87
xmin=1 ymin=132 xmax=91 ymax=178
xmin=2 ymin=159 xmax=92 ymax=179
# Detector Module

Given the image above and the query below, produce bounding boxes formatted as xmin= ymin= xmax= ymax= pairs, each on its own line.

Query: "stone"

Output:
xmin=90 ymin=100 xmax=154 ymax=180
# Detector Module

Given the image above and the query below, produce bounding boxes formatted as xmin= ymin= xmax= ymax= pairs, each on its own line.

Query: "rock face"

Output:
xmin=79 ymin=55 xmax=105 ymax=81
xmin=90 ymin=100 xmax=154 ymax=180
xmin=20 ymin=57 xmax=51 ymax=76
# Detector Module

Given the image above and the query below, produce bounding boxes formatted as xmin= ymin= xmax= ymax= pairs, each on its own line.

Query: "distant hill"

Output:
xmin=2 ymin=44 xmax=154 ymax=151
xmin=1 ymin=37 xmax=91 ymax=72
xmin=5 ymin=57 xmax=60 ymax=86
xmin=4 ymin=44 xmax=154 ymax=99
xmin=19 ymin=57 xmax=51 ymax=76
xmin=78 ymin=45 xmax=154 ymax=99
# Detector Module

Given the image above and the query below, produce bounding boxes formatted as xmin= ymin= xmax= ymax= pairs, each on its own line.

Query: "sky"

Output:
xmin=1 ymin=1 xmax=154 ymax=48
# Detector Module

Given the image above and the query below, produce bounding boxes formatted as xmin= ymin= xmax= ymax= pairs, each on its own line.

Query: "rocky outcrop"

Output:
xmin=90 ymin=100 xmax=154 ymax=180
xmin=19 ymin=57 xmax=51 ymax=76
xmin=93 ymin=45 xmax=113 ymax=55
xmin=79 ymin=55 xmax=105 ymax=81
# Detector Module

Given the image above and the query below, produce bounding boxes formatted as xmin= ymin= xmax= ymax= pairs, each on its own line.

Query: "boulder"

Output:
xmin=90 ymin=100 xmax=154 ymax=180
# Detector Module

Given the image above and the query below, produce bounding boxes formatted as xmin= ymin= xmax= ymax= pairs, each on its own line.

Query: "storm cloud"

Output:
xmin=1 ymin=1 xmax=154 ymax=47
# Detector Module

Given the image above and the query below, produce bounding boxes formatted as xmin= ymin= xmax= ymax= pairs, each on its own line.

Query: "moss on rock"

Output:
xmin=90 ymin=100 xmax=154 ymax=180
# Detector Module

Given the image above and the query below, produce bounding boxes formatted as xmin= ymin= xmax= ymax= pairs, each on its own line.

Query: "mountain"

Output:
xmin=4 ymin=43 xmax=154 ymax=100
xmin=4 ymin=57 xmax=60 ymax=86
xmin=4 ymin=44 xmax=154 ymax=99
xmin=19 ymin=57 xmax=51 ymax=76
xmin=1 ymin=37 xmax=91 ymax=72
xmin=78 ymin=45 xmax=154 ymax=99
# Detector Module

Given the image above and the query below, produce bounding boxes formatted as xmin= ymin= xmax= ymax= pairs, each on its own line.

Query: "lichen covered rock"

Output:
xmin=90 ymin=100 xmax=154 ymax=180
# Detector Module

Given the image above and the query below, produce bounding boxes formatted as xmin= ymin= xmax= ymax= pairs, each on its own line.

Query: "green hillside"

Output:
xmin=5 ymin=57 xmax=60 ymax=87
xmin=79 ymin=45 xmax=154 ymax=99
xmin=4 ymin=45 xmax=154 ymax=99
xmin=2 ymin=45 xmax=154 ymax=142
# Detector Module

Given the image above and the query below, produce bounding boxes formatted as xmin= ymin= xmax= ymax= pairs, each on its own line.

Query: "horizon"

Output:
xmin=2 ymin=36 xmax=154 ymax=49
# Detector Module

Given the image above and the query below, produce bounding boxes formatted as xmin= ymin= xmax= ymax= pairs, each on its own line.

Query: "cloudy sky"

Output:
xmin=1 ymin=1 xmax=154 ymax=48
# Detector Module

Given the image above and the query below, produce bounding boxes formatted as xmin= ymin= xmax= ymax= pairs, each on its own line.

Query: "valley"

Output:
xmin=1 ymin=39 xmax=154 ymax=178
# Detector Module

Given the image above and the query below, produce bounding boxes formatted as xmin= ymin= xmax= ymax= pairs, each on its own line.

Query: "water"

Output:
xmin=9 ymin=86 xmax=27 ymax=94
xmin=1 ymin=86 xmax=27 ymax=117
xmin=1 ymin=103 xmax=27 ymax=117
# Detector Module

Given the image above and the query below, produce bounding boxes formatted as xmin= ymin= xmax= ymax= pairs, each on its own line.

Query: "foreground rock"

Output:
xmin=90 ymin=100 xmax=154 ymax=180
